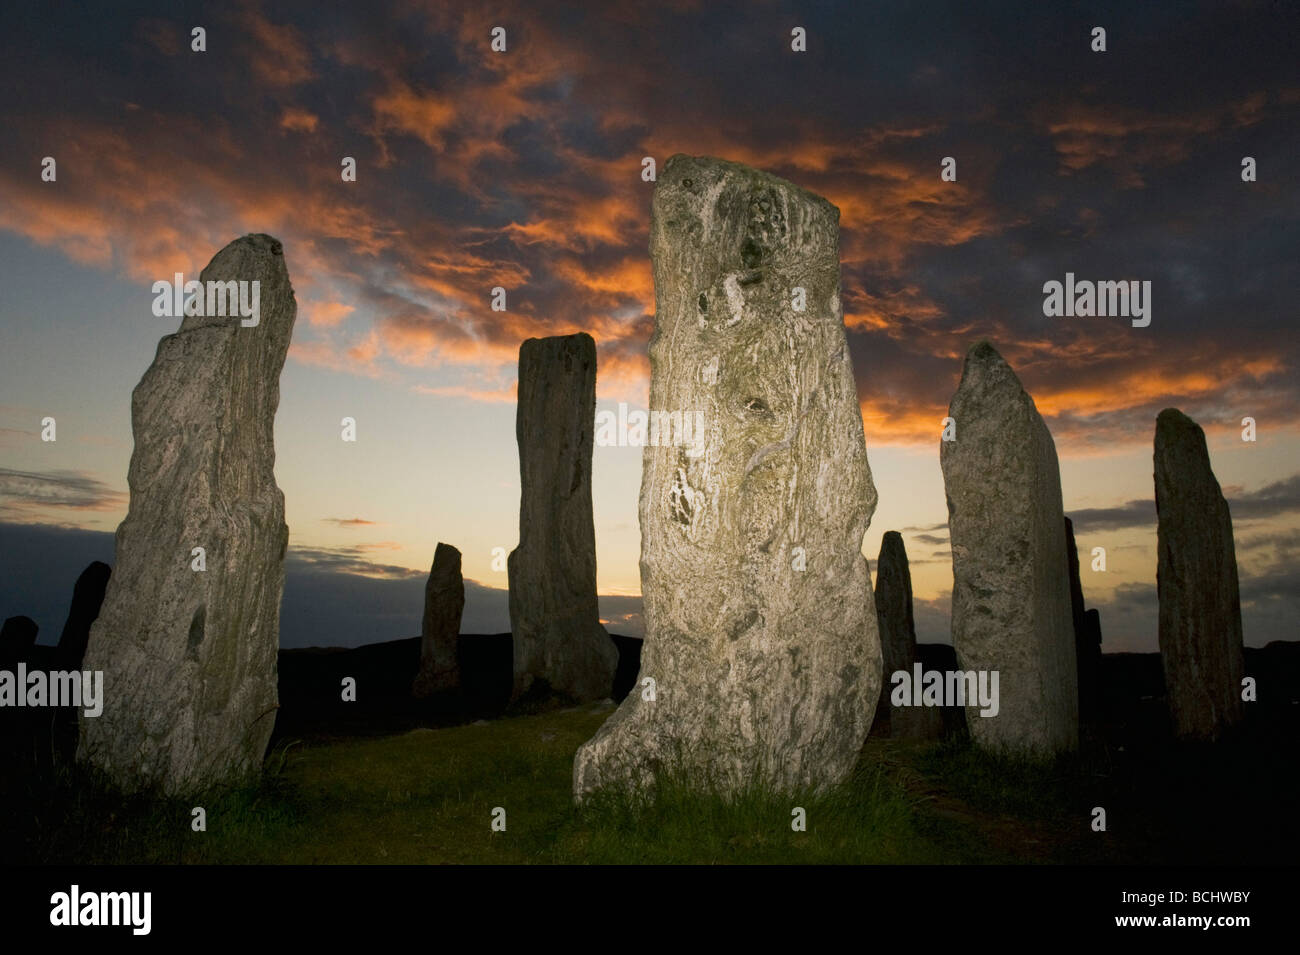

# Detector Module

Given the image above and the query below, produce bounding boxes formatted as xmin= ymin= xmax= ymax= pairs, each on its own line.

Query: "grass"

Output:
xmin=4 ymin=704 xmax=978 ymax=864
xmin=5 ymin=705 xmax=1293 ymax=864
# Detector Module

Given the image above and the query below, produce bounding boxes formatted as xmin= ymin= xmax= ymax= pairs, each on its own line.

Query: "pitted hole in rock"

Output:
xmin=728 ymin=609 xmax=760 ymax=642
xmin=741 ymin=237 xmax=763 ymax=270
xmin=744 ymin=396 xmax=771 ymax=415
xmin=669 ymin=468 xmax=695 ymax=526
xmin=187 ymin=605 xmax=206 ymax=652
xmin=698 ymin=292 xmax=708 ymax=313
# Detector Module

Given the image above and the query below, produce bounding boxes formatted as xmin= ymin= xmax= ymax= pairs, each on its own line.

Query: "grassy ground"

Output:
xmin=3 ymin=703 xmax=1293 ymax=864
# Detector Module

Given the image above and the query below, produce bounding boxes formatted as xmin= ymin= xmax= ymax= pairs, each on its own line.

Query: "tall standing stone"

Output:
xmin=57 ymin=561 xmax=112 ymax=670
xmin=1064 ymin=518 xmax=1101 ymax=724
xmin=574 ymin=155 xmax=881 ymax=798
xmin=875 ymin=532 xmax=942 ymax=739
xmin=412 ymin=542 xmax=464 ymax=697
xmin=941 ymin=342 xmax=1077 ymax=755
xmin=1154 ymin=408 xmax=1245 ymax=740
xmin=78 ymin=234 xmax=296 ymax=794
xmin=508 ymin=333 xmax=617 ymax=702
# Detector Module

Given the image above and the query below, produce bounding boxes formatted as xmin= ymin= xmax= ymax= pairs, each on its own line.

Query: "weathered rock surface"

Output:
xmin=78 ymin=233 xmax=296 ymax=794
xmin=1154 ymin=408 xmax=1245 ymax=740
xmin=412 ymin=542 xmax=464 ymax=697
xmin=0 ymin=616 xmax=38 ymax=667
xmin=875 ymin=532 xmax=942 ymax=739
xmin=508 ymin=333 xmax=617 ymax=702
xmin=574 ymin=155 xmax=881 ymax=798
xmin=940 ymin=342 xmax=1077 ymax=755
xmin=57 ymin=561 xmax=112 ymax=670
xmin=1064 ymin=518 xmax=1102 ymax=724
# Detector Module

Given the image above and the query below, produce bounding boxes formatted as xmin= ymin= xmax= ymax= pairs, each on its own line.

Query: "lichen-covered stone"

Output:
xmin=1154 ymin=408 xmax=1245 ymax=740
xmin=941 ymin=342 xmax=1077 ymax=755
xmin=574 ymin=155 xmax=881 ymax=798
xmin=508 ymin=333 xmax=617 ymax=702
xmin=78 ymin=234 xmax=295 ymax=794
xmin=412 ymin=542 xmax=464 ymax=697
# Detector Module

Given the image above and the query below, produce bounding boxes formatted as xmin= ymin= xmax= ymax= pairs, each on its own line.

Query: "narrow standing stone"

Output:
xmin=574 ymin=155 xmax=881 ymax=798
xmin=57 ymin=561 xmax=112 ymax=670
xmin=1154 ymin=408 xmax=1245 ymax=740
xmin=78 ymin=234 xmax=296 ymax=794
xmin=940 ymin=342 xmax=1077 ymax=755
xmin=412 ymin=542 xmax=464 ymax=697
xmin=875 ymin=532 xmax=942 ymax=739
xmin=1064 ymin=518 xmax=1101 ymax=725
xmin=508 ymin=333 xmax=618 ymax=702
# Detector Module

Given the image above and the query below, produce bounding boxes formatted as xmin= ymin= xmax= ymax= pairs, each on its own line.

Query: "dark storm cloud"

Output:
xmin=0 ymin=0 xmax=1294 ymax=446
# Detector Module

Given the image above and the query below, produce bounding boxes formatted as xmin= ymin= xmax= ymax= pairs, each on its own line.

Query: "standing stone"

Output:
xmin=941 ymin=342 xmax=1077 ymax=755
xmin=0 ymin=616 xmax=38 ymax=667
xmin=875 ymin=532 xmax=942 ymax=739
xmin=1064 ymin=518 xmax=1101 ymax=725
xmin=508 ymin=333 xmax=617 ymax=702
xmin=574 ymin=155 xmax=881 ymax=798
xmin=412 ymin=542 xmax=464 ymax=697
xmin=1154 ymin=408 xmax=1245 ymax=740
xmin=78 ymin=234 xmax=296 ymax=794
xmin=56 ymin=561 xmax=112 ymax=670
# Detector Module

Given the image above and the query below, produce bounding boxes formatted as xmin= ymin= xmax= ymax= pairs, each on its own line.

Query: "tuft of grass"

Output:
xmin=551 ymin=758 xmax=952 ymax=864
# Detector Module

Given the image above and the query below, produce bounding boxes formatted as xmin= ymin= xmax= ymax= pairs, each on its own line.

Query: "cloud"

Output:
xmin=286 ymin=545 xmax=422 ymax=580
xmin=321 ymin=517 xmax=379 ymax=528
xmin=1069 ymin=473 xmax=1300 ymax=534
xmin=912 ymin=533 xmax=949 ymax=547
xmin=0 ymin=0 xmax=1295 ymax=462
xmin=0 ymin=468 xmax=126 ymax=515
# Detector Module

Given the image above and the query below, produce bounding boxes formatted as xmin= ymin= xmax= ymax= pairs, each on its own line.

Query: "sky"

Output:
xmin=1 ymin=0 xmax=1297 ymax=651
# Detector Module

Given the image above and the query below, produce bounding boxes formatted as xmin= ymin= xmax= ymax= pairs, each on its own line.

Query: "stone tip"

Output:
xmin=966 ymin=340 xmax=1004 ymax=364
xmin=520 ymin=331 xmax=595 ymax=350
xmin=659 ymin=153 xmax=840 ymax=220
xmin=878 ymin=531 xmax=908 ymax=563
xmin=1155 ymin=407 xmax=1206 ymax=450
xmin=433 ymin=541 xmax=461 ymax=559
xmin=953 ymin=340 xmax=1020 ymax=397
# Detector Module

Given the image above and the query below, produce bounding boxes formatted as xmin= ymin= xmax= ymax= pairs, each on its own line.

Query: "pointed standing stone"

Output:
xmin=1154 ymin=408 xmax=1245 ymax=740
xmin=1064 ymin=518 xmax=1101 ymax=724
xmin=56 ymin=561 xmax=112 ymax=670
xmin=508 ymin=333 xmax=617 ymax=702
xmin=941 ymin=342 xmax=1077 ymax=755
xmin=78 ymin=234 xmax=296 ymax=794
xmin=875 ymin=532 xmax=942 ymax=739
xmin=574 ymin=155 xmax=881 ymax=798
xmin=412 ymin=542 xmax=464 ymax=697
